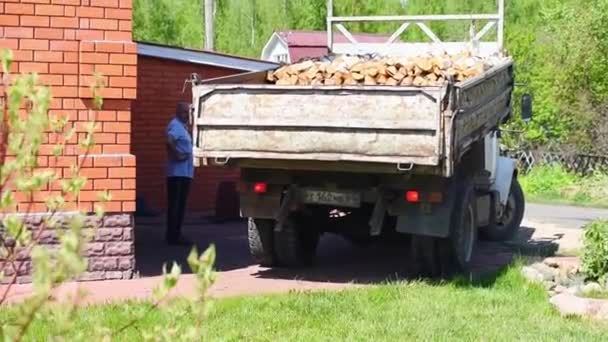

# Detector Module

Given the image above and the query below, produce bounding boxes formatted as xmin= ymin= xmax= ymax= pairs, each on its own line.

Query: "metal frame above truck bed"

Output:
xmin=326 ymin=0 xmax=505 ymax=58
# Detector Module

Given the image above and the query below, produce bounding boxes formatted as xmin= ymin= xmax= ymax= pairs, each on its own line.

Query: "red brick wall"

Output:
xmin=132 ymin=56 xmax=240 ymax=213
xmin=0 ymin=0 xmax=137 ymax=214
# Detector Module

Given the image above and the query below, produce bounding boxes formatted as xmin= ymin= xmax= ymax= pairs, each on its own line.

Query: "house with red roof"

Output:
xmin=260 ymin=31 xmax=393 ymax=63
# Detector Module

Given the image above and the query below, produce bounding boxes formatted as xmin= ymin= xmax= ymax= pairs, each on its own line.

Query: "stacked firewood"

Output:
xmin=266 ymin=52 xmax=507 ymax=87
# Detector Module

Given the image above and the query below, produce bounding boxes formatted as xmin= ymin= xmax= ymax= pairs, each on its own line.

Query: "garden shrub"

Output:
xmin=581 ymin=219 xmax=608 ymax=285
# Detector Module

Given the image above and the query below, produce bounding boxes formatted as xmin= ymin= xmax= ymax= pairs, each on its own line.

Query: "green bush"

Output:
xmin=519 ymin=165 xmax=578 ymax=199
xmin=581 ymin=219 xmax=608 ymax=284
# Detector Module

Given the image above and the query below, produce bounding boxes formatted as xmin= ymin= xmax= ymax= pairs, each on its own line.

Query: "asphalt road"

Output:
xmin=524 ymin=203 xmax=608 ymax=229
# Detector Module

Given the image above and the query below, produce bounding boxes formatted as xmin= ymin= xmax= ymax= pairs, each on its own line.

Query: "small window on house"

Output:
xmin=273 ymin=54 xmax=288 ymax=63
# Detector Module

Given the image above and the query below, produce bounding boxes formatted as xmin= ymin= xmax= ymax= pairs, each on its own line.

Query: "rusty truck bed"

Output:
xmin=191 ymin=59 xmax=513 ymax=177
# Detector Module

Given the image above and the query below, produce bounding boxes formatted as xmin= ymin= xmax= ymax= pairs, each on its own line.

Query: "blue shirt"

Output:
xmin=166 ymin=117 xmax=194 ymax=178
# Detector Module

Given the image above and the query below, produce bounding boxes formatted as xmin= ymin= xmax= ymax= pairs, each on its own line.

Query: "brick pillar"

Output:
xmin=0 ymin=0 xmax=137 ymax=282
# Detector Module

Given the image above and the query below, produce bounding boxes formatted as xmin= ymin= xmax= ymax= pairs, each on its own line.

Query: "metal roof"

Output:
xmin=136 ymin=42 xmax=278 ymax=72
xmin=277 ymin=31 xmax=393 ymax=47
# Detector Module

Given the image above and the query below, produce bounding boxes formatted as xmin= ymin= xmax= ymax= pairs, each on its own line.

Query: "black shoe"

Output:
xmin=166 ymin=236 xmax=193 ymax=246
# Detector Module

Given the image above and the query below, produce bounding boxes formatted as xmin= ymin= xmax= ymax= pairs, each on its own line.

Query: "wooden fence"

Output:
xmin=504 ymin=150 xmax=608 ymax=175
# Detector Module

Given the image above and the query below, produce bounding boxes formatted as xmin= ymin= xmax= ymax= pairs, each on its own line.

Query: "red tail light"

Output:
xmin=253 ymin=182 xmax=267 ymax=194
xmin=405 ymin=190 xmax=420 ymax=203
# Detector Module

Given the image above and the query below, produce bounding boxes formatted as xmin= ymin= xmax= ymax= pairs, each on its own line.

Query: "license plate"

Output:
xmin=302 ymin=190 xmax=361 ymax=208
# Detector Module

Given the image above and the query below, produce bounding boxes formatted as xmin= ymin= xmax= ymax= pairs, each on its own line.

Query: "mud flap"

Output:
xmin=369 ymin=194 xmax=388 ymax=236
xmin=391 ymin=183 xmax=458 ymax=238
xmin=493 ymin=156 xmax=516 ymax=206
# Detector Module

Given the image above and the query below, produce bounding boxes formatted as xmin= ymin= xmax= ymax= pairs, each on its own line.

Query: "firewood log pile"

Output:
xmin=266 ymin=52 xmax=508 ymax=87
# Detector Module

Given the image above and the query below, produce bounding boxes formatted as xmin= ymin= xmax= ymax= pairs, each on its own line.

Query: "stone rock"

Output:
xmin=554 ymin=270 xmax=571 ymax=287
xmin=118 ymin=257 xmax=133 ymax=271
xmin=88 ymin=258 xmax=106 ymax=272
xmin=530 ymin=262 xmax=558 ymax=282
xmin=123 ymin=228 xmax=133 ymax=241
xmin=84 ymin=215 xmax=103 ymax=229
xmin=23 ymin=214 xmax=44 ymax=226
xmin=38 ymin=229 xmax=58 ymax=244
xmin=95 ymin=228 xmax=123 ymax=242
xmin=566 ymin=286 xmax=583 ymax=296
xmin=111 ymin=228 xmax=124 ymax=240
xmin=569 ymin=275 xmax=586 ymax=287
xmin=103 ymin=214 xmax=131 ymax=228
xmin=84 ymin=242 xmax=105 ymax=257
xmin=583 ymin=282 xmax=603 ymax=296
xmin=78 ymin=271 xmax=105 ymax=281
xmin=550 ymin=293 xmax=608 ymax=320
xmin=103 ymin=257 xmax=118 ymax=271
xmin=544 ymin=281 xmax=556 ymax=290
xmin=544 ymin=257 xmax=581 ymax=274
xmin=105 ymin=242 xmax=133 ymax=256
xmin=522 ymin=266 xmax=544 ymax=283
xmin=16 ymin=276 xmax=32 ymax=284
xmin=105 ymin=271 xmax=124 ymax=280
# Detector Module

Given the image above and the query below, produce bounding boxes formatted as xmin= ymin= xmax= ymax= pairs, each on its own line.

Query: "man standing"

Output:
xmin=165 ymin=102 xmax=194 ymax=245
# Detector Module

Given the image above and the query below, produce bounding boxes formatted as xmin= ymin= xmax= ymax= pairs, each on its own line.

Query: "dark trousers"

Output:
xmin=166 ymin=177 xmax=191 ymax=242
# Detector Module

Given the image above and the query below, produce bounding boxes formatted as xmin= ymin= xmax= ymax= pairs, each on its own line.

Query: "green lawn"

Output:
xmin=520 ymin=165 xmax=608 ymax=209
xmin=6 ymin=266 xmax=608 ymax=341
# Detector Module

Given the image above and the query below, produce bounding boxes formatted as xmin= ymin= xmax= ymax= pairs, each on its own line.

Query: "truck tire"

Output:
xmin=247 ymin=218 xmax=276 ymax=267
xmin=274 ymin=215 xmax=320 ymax=268
xmin=409 ymin=180 xmax=477 ymax=277
xmin=440 ymin=178 xmax=478 ymax=273
xmin=480 ymin=178 xmax=525 ymax=242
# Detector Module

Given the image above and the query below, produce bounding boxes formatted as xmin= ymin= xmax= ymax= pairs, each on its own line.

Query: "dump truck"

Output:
xmin=190 ymin=0 xmax=531 ymax=272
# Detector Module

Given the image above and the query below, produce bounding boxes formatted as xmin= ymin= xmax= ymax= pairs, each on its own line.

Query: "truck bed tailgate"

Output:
xmin=193 ymin=85 xmax=445 ymax=166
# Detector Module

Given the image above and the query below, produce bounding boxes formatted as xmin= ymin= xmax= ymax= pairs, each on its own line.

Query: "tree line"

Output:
xmin=133 ymin=0 xmax=608 ymax=154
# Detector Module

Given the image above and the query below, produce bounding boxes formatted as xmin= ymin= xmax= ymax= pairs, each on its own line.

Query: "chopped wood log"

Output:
xmin=385 ymin=77 xmax=399 ymax=86
xmin=386 ymin=66 xmax=398 ymax=77
xmin=352 ymin=72 xmax=365 ymax=81
xmin=376 ymin=74 xmax=388 ymax=84
xmin=268 ymin=53 xmax=506 ymax=87
xmin=364 ymin=75 xmax=377 ymax=85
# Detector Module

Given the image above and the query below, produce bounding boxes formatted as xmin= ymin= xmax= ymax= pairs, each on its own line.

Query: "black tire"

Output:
xmin=274 ymin=214 xmax=320 ymax=268
xmin=480 ymin=178 xmax=525 ymax=242
xmin=247 ymin=218 xmax=276 ymax=267
xmin=409 ymin=181 xmax=477 ymax=277
xmin=445 ymin=179 xmax=478 ymax=271
xmin=410 ymin=235 xmax=443 ymax=277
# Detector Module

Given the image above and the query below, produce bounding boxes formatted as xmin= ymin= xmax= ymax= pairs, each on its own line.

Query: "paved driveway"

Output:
xmin=4 ymin=204 xmax=604 ymax=305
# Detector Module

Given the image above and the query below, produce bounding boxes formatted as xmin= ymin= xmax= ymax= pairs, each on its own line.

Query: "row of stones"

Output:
xmin=522 ymin=257 xmax=608 ymax=321
xmin=15 ymin=270 xmax=135 ymax=284
xmin=17 ymin=213 xmax=132 ymax=228
xmin=4 ymin=255 xmax=133 ymax=276
xmin=521 ymin=257 xmax=608 ymax=297
xmin=37 ymin=227 xmax=133 ymax=245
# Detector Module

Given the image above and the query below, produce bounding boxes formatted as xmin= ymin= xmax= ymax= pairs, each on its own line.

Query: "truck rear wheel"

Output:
xmin=480 ymin=178 xmax=525 ymax=242
xmin=247 ymin=218 xmax=276 ymax=267
xmin=274 ymin=214 xmax=320 ymax=267
xmin=410 ymin=180 xmax=477 ymax=276
xmin=446 ymin=179 xmax=478 ymax=271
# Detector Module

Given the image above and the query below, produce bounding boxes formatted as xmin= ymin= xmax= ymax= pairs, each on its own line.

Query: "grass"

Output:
xmin=585 ymin=291 xmax=608 ymax=300
xmin=520 ymin=165 xmax=608 ymax=208
xmin=4 ymin=265 xmax=608 ymax=341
